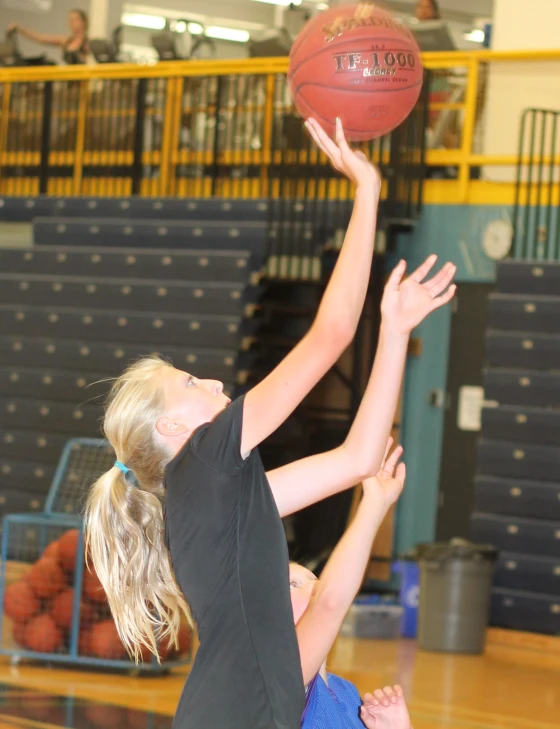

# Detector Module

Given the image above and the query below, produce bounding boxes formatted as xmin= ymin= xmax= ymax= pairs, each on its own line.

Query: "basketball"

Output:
xmin=50 ymin=587 xmax=95 ymax=630
xmin=12 ymin=620 xmax=28 ymax=648
xmin=43 ymin=540 xmax=60 ymax=561
xmin=90 ymin=620 xmax=125 ymax=660
xmin=177 ymin=623 xmax=192 ymax=657
xmin=4 ymin=580 xmax=40 ymax=622
xmin=158 ymin=637 xmax=173 ymax=662
xmin=27 ymin=557 xmax=66 ymax=599
xmin=288 ymin=2 xmax=423 ymax=140
xmin=24 ymin=614 xmax=63 ymax=653
xmin=78 ymin=627 xmax=92 ymax=656
xmin=58 ymin=529 xmax=81 ymax=573
xmin=83 ymin=566 xmax=106 ymax=603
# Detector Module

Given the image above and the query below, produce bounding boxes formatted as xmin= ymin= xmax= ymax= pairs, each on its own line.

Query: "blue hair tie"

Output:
xmin=115 ymin=460 xmax=138 ymax=487
xmin=114 ymin=460 xmax=130 ymax=475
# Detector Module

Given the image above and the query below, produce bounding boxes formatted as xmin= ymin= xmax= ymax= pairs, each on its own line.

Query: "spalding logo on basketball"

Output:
xmin=288 ymin=2 xmax=423 ymax=141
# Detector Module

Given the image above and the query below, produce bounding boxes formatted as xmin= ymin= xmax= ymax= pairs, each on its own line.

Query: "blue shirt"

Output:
xmin=302 ymin=673 xmax=364 ymax=729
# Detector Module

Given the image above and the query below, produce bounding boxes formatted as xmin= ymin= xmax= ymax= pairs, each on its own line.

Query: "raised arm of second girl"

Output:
xmin=267 ymin=255 xmax=456 ymax=518
xmin=241 ymin=118 xmax=381 ymax=457
xmin=297 ymin=443 xmax=407 ymax=684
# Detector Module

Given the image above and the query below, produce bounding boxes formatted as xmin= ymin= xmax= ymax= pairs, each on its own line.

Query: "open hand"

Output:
xmin=362 ymin=438 xmax=406 ymax=509
xmin=381 ymin=255 xmax=456 ymax=335
xmin=360 ymin=684 xmax=412 ymax=729
xmin=304 ymin=117 xmax=381 ymax=192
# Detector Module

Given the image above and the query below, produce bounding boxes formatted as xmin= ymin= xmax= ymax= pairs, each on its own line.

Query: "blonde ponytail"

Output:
xmin=84 ymin=355 xmax=191 ymax=662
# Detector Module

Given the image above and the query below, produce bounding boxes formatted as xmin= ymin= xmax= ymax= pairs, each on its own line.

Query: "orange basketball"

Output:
xmin=288 ymin=2 xmax=423 ymax=140
xmin=78 ymin=626 xmax=92 ymax=656
xmin=177 ymin=623 xmax=192 ymax=657
xmin=24 ymin=614 xmax=63 ymax=653
xmin=43 ymin=540 xmax=60 ymax=561
xmin=50 ymin=587 xmax=95 ymax=630
xmin=83 ymin=566 xmax=106 ymax=603
xmin=58 ymin=530 xmax=81 ymax=573
xmin=27 ymin=557 xmax=66 ymax=599
xmin=90 ymin=620 xmax=125 ymax=660
xmin=158 ymin=622 xmax=191 ymax=662
xmin=158 ymin=637 xmax=173 ymax=662
xmin=137 ymin=641 xmax=153 ymax=663
xmin=12 ymin=620 xmax=28 ymax=648
xmin=4 ymin=581 xmax=40 ymax=622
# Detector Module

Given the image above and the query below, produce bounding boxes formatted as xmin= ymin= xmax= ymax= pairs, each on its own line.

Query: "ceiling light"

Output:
xmin=174 ymin=20 xmax=187 ymax=33
xmin=465 ymin=29 xmax=485 ymax=43
xmin=187 ymin=22 xmax=204 ymax=35
xmin=122 ymin=13 xmax=166 ymax=30
xmin=206 ymin=26 xmax=250 ymax=43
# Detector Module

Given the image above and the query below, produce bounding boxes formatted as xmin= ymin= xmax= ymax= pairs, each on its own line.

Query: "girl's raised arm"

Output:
xmin=296 ymin=444 xmax=406 ymax=685
xmin=266 ymin=255 xmax=456 ymax=516
xmin=242 ymin=119 xmax=381 ymax=456
xmin=8 ymin=24 xmax=67 ymax=46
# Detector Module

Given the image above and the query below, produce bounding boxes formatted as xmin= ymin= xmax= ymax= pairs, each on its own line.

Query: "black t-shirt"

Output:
xmin=164 ymin=395 xmax=305 ymax=729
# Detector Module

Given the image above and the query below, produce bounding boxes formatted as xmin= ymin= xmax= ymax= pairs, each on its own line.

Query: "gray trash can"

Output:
xmin=417 ymin=538 xmax=497 ymax=654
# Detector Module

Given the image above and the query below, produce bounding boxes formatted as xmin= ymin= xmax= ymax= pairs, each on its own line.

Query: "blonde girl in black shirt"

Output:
xmin=84 ymin=119 xmax=455 ymax=729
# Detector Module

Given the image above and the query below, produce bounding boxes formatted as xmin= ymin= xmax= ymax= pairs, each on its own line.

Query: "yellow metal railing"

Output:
xmin=1 ymin=50 xmax=559 ymax=203
xmin=421 ymin=48 xmax=560 ymax=202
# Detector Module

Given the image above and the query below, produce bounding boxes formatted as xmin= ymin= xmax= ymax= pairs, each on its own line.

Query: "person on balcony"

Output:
xmin=7 ymin=9 xmax=89 ymax=64
xmin=416 ymin=0 xmax=441 ymax=21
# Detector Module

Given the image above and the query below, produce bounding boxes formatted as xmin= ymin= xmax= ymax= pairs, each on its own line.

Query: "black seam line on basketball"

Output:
xmin=294 ymin=89 xmax=409 ymax=135
xmin=294 ymin=79 xmax=423 ymax=97
xmin=289 ymin=38 xmax=419 ymax=80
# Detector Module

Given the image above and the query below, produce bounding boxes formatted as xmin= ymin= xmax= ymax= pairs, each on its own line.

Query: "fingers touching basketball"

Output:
xmin=304 ymin=119 xmax=331 ymax=158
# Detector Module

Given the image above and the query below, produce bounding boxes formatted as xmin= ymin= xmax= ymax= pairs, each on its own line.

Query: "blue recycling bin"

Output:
xmin=394 ymin=560 xmax=419 ymax=638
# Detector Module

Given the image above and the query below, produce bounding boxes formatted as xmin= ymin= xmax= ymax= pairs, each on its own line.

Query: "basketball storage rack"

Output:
xmin=0 ymin=438 xmax=193 ymax=672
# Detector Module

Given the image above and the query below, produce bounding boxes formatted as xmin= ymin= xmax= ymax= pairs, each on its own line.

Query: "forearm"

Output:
xmin=343 ymin=322 xmax=408 ymax=477
xmin=295 ymin=490 xmax=389 ymax=684
xmin=17 ymin=27 xmax=61 ymax=45
xmin=17 ymin=27 xmax=41 ymax=42
xmin=314 ymin=184 xmax=380 ymax=338
xmin=316 ymin=491 xmax=388 ymax=612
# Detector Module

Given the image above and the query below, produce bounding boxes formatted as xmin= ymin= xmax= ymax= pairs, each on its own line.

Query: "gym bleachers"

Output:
xmin=0 ymin=196 xmax=270 ymax=223
xmin=471 ymin=260 xmax=560 ymax=636
xmin=33 ymin=218 xmax=271 ymax=253
xmin=0 ymin=195 xmax=352 ymax=228
xmin=0 ymin=197 xmax=269 ymax=531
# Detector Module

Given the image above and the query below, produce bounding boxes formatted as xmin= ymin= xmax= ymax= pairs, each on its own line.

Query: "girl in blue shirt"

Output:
xmin=291 ymin=439 xmax=413 ymax=729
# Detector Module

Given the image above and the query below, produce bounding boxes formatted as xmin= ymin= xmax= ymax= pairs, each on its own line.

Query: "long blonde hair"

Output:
xmin=84 ymin=355 xmax=191 ymax=662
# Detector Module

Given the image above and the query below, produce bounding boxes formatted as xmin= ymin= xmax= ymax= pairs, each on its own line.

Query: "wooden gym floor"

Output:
xmin=0 ymin=630 xmax=557 ymax=729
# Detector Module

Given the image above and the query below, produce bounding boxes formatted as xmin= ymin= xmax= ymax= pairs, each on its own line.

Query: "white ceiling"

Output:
xmin=121 ymin=0 xmax=494 ymax=59
xmin=124 ymin=0 xmax=495 ymax=29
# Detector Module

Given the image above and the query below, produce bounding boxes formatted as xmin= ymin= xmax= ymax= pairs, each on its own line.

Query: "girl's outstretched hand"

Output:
xmin=362 ymin=438 xmax=406 ymax=509
xmin=381 ymin=255 xmax=456 ymax=335
xmin=304 ymin=117 xmax=381 ymax=192
xmin=360 ymin=684 xmax=412 ymax=729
